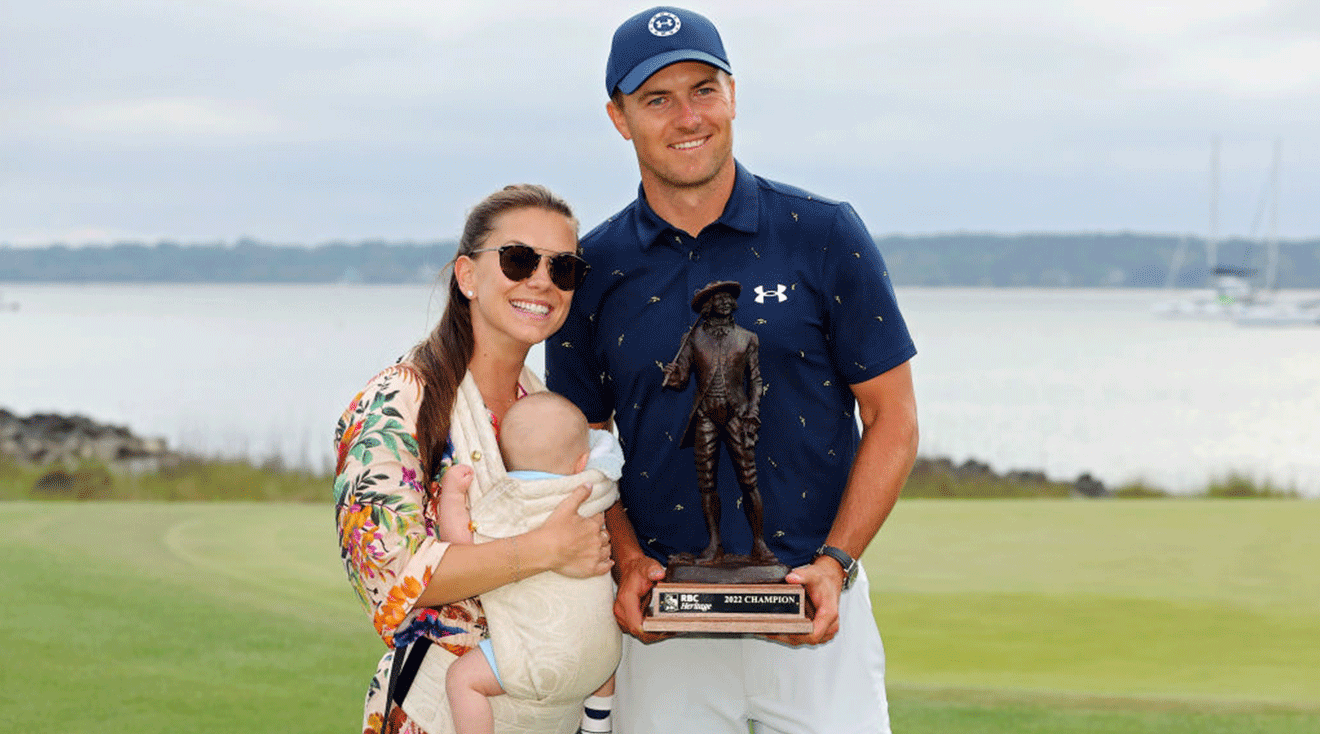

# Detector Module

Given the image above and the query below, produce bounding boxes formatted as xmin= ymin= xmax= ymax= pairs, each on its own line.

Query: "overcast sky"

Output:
xmin=4 ymin=0 xmax=1318 ymax=246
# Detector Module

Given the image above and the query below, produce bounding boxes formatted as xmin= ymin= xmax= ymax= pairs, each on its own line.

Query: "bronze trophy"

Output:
xmin=642 ymin=281 xmax=812 ymax=634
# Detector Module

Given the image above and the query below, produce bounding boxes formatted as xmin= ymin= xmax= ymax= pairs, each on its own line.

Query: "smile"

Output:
xmin=511 ymin=299 xmax=550 ymax=317
xmin=671 ymin=137 xmax=708 ymax=151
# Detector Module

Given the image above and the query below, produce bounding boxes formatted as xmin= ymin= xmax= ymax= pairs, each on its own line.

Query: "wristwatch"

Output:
xmin=814 ymin=544 xmax=859 ymax=590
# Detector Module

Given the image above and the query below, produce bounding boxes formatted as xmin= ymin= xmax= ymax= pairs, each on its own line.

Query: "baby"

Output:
xmin=439 ymin=391 xmax=618 ymax=734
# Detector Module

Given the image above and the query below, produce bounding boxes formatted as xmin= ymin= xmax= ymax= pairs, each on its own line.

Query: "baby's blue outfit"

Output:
xmin=506 ymin=470 xmax=564 ymax=481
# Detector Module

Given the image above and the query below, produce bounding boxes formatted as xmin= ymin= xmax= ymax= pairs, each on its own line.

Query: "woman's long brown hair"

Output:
xmin=410 ymin=184 xmax=578 ymax=485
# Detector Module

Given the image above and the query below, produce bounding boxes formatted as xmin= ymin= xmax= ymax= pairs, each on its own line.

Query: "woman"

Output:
xmin=334 ymin=184 xmax=611 ymax=734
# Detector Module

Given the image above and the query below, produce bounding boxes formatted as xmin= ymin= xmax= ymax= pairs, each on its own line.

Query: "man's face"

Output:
xmin=710 ymin=292 xmax=735 ymax=316
xmin=606 ymin=61 xmax=736 ymax=192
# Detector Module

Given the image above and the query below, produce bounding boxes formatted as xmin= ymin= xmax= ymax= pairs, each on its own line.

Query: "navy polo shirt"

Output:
xmin=547 ymin=162 xmax=915 ymax=567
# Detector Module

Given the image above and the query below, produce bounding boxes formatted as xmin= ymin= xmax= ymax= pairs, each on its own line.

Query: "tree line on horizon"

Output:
xmin=4 ymin=234 xmax=1320 ymax=288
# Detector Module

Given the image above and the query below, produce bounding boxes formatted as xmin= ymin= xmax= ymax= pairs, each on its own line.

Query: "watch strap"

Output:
xmin=815 ymin=544 xmax=858 ymax=589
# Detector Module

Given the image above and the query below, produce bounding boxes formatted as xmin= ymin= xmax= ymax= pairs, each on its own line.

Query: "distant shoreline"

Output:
xmin=5 ymin=234 xmax=1320 ymax=288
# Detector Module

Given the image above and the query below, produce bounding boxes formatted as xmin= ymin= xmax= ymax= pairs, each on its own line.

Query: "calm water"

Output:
xmin=3 ymin=284 xmax=1318 ymax=495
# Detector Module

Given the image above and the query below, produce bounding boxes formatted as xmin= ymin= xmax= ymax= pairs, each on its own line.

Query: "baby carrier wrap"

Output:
xmin=402 ymin=368 xmax=621 ymax=733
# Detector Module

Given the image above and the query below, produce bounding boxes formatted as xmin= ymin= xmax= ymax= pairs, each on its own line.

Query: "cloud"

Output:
xmin=2 ymin=0 xmax=1318 ymax=243
xmin=1153 ymin=38 xmax=1320 ymax=95
xmin=60 ymin=97 xmax=290 ymax=142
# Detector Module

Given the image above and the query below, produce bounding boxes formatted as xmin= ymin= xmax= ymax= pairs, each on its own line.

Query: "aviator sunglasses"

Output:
xmin=468 ymin=243 xmax=591 ymax=291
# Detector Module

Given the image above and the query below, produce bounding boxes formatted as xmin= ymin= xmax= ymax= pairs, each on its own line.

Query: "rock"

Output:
xmin=32 ymin=469 xmax=76 ymax=495
xmin=0 ymin=408 xmax=177 ymax=473
xmin=1005 ymin=469 xmax=1050 ymax=485
xmin=31 ymin=467 xmax=112 ymax=500
xmin=908 ymin=455 xmax=1108 ymax=498
xmin=956 ymin=459 xmax=995 ymax=478
xmin=1073 ymin=472 xmax=1109 ymax=498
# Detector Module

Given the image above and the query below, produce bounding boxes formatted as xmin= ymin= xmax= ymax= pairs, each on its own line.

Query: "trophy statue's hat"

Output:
xmin=691 ymin=280 xmax=741 ymax=312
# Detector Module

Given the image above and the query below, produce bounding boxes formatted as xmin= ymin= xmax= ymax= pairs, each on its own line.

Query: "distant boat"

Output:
xmin=1231 ymin=140 xmax=1320 ymax=327
xmin=1234 ymin=299 xmax=1320 ymax=326
xmin=1152 ymin=136 xmax=1254 ymax=319
xmin=0 ymin=291 xmax=19 ymax=312
xmin=1155 ymin=137 xmax=1317 ymax=326
xmin=1152 ymin=260 xmax=1258 ymax=319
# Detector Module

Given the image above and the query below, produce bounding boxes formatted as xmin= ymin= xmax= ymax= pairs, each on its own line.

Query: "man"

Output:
xmin=547 ymin=6 xmax=918 ymax=733
xmin=661 ymin=280 xmax=774 ymax=565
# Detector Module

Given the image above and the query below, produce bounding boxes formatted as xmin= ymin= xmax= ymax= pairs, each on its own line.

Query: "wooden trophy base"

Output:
xmin=641 ymin=556 xmax=812 ymax=634
xmin=642 ymin=582 xmax=813 ymax=633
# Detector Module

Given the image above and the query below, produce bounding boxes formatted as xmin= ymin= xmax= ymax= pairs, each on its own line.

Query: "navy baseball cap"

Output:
xmin=606 ymin=6 xmax=732 ymax=96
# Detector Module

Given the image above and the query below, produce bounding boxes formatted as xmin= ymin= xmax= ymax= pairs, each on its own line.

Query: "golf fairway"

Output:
xmin=4 ymin=500 xmax=1317 ymax=733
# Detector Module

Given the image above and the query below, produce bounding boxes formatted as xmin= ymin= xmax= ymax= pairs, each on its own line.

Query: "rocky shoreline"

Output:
xmin=2 ymin=408 xmax=1109 ymax=498
xmin=909 ymin=456 xmax=1109 ymax=498
xmin=0 ymin=409 xmax=178 ymax=471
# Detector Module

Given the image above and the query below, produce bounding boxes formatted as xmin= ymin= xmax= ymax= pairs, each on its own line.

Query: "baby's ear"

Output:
xmin=574 ymin=451 xmax=590 ymax=475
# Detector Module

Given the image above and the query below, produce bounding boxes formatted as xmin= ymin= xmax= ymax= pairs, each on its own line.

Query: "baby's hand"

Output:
xmin=439 ymin=464 xmax=474 ymax=497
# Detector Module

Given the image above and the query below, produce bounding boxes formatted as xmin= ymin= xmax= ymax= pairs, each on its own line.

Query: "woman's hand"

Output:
xmin=532 ymin=484 xmax=612 ymax=579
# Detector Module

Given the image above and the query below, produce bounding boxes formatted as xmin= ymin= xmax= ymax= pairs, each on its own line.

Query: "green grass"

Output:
xmin=1 ymin=502 xmax=380 ymax=733
xmin=901 ymin=458 xmax=1304 ymax=499
xmin=4 ymin=456 xmax=1299 ymax=503
xmin=4 ymin=500 xmax=1318 ymax=733
xmin=0 ymin=457 xmax=331 ymax=502
xmin=889 ymin=691 xmax=1318 ymax=734
xmin=868 ymin=500 xmax=1320 ymax=732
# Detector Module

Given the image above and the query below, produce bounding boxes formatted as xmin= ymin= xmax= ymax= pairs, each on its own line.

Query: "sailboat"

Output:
xmin=1152 ymin=136 xmax=1258 ymax=319
xmin=1233 ymin=140 xmax=1320 ymax=326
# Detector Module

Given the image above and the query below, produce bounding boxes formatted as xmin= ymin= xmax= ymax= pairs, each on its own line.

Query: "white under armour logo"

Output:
xmin=754 ymin=284 xmax=788 ymax=304
xmin=648 ymin=11 xmax=681 ymax=36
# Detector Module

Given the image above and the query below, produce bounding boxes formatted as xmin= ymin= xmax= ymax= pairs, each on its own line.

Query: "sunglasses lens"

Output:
xmin=492 ymin=245 xmax=588 ymax=290
xmin=497 ymin=245 xmax=539 ymax=281
xmin=549 ymin=254 xmax=589 ymax=291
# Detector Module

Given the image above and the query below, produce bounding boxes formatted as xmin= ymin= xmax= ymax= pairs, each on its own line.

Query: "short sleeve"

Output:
xmin=824 ymin=204 xmax=916 ymax=383
xmin=333 ymin=364 xmax=451 ymax=646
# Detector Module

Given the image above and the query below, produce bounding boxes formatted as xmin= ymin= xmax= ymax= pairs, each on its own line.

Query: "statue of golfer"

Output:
xmin=662 ymin=281 xmax=776 ymax=565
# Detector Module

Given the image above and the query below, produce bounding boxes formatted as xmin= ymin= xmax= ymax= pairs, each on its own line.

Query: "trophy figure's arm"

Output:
xmin=745 ymin=334 xmax=762 ymax=419
xmin=662 ymin=338 xmax=693 ymax=390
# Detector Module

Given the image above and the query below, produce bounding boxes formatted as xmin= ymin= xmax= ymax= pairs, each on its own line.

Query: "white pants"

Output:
xmin=615 ymin=566 xmax=890 ymax=734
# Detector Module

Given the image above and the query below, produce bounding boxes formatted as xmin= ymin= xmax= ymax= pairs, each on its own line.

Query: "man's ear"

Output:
xmin=727 ymin=75 xmax=736 ymax=120
xmin=606 ymin=98 xmax=634 ymax=141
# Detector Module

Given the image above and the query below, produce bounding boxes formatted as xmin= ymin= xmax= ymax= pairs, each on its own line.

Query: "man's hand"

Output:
xmin=612 ymin=553 xmax=673 ymax=644
xmin=762 ymin=556 xmax=844 ymax=646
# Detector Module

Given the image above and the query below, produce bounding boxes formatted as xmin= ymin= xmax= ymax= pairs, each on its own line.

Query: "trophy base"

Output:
xmin=642 ymin=582 xmax=813 ymax=634
xmin=663 ymin=553 xmax=791 ymax=585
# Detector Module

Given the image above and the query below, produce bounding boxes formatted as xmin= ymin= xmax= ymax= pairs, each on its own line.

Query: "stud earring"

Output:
xmin=466 ymin=290 xmax=474 ymax=298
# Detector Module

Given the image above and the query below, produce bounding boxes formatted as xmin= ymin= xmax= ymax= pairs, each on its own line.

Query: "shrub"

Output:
xmin=1204 ymin=473 xmax=1299 ymax=499
xmin=1113 ymin=481 xmax=1170 ymax=499
xmin=1 ymin=456 xmax=331 ymax=502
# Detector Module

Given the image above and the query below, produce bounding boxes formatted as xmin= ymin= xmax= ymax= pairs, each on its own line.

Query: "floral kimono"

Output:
xmin=335 ymin=364 xmax=514 ymax=734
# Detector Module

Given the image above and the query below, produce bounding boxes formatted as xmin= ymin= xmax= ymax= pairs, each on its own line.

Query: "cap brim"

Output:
xmin=616 ymin=50 xmax=732 ymax=95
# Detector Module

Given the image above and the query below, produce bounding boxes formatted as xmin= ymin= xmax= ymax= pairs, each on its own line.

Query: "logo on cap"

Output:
xmin=648 ymin=11 xmax=681 ymax=37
